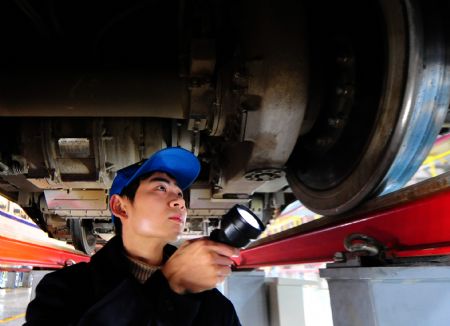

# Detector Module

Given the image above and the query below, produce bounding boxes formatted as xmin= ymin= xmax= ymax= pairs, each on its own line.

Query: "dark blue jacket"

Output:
xmin=25 ymin=236 xmax=241 ymax=326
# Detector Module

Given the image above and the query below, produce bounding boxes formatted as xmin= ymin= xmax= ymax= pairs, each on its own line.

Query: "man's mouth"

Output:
xmin=169 ymin=216 xmax=183 ymax=224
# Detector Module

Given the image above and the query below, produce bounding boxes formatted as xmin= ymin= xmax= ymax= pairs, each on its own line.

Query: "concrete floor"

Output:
xmin=0 ymin=288 xmax=31 ymax=325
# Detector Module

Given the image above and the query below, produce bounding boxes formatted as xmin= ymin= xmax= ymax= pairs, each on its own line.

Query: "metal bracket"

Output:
xmin=328 ymin=233 xmax=387 ymax=268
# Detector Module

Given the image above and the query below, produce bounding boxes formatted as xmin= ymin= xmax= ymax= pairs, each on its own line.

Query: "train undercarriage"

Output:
xmin=0 ymin=0 xmax=449 ymax=254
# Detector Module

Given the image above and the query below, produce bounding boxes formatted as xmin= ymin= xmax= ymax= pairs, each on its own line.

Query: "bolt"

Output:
xmin=188 ymin=77 xmax=206 ymax=89
xmin=333 ymin=252 xmax=346 ymax=263
xmin=336 ymin=56 xmax=350 ymax=65
xmin=336 ymin=86 xmax=353 ymax=97
xmin=316 ymin=137 xmax=333 ymax=146
xmin=233 ymin=72 xmax=248 ymax=89
xmin=336 ymin=87 xmax=347 ymax=96
xmin=328 ymin=118 xmax=344 ymax=128
xmin=65 ymin=259 xmax=76 ymax=266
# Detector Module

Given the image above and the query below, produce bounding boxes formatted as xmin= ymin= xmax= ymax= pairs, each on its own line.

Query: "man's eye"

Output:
xmin=156 ymin=185 xmax=167 ymax=192
xmin=178 ymin=192 xmax=183 ymax=198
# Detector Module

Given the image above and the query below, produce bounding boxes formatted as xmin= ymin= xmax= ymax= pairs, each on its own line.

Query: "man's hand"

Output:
xmin=161 ymin=239 xmax=239 ymax=294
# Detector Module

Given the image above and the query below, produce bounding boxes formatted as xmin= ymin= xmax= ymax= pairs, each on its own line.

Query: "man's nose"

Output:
xmin=169 ymin=196 xmax=186 ymax=210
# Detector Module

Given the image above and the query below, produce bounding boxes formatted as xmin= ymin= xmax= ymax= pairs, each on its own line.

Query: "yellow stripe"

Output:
xmin=423 ymin=149 xmax=450 ymax=165
xmin=0 ymin=313 xmax=25 ymax=323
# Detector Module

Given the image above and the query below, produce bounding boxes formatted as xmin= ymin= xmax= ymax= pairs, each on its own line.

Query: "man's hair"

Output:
xmin=113 ymin=172 xmax=154 ymax=235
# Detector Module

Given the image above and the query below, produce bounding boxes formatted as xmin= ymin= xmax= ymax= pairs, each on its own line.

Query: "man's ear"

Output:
xmin=110 ymin=194 xmax=129 ymax=221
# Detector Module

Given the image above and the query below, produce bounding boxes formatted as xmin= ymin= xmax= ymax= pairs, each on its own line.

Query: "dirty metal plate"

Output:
xmin=44 ymin=189 xmax=107 ymax=210
xmin=58 ymin=138 xmax=91 ymax=158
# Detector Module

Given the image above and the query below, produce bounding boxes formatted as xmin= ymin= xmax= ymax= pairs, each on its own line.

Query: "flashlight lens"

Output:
xmin=237 ymin=207 xmax=260 ymax=230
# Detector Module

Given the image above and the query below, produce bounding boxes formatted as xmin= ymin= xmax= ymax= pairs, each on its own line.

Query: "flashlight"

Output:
xmin=209 ymin=204 xmax=265 ymax=248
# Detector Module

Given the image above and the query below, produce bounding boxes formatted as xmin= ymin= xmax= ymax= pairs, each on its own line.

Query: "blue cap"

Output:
xmin=109 ymin=147 xmax=200 ymax=197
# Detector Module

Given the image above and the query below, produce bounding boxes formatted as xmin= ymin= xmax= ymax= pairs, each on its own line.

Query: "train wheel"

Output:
xmin=287 ymin=0 xmax=450 ymax=215
xmin=70 ymin=219 xmax=97 ymax=255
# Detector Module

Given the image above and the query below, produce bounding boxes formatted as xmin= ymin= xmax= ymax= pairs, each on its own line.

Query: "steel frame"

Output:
xmin=236 ymin=174 xmax=450 ymax=268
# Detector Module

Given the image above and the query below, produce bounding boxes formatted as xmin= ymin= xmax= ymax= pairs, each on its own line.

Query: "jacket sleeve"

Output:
xmin=217 ymin=296 xmax=241 ymax=326
xmin=24 ymin=264 xmax=91 ymax=326
xmin=144 ymin=270 xmax=241 ymax=326
xmin=195 ymin=288 xmax=242 ymax=326
xmin=143 ymin=270 xmax=203 ymax=324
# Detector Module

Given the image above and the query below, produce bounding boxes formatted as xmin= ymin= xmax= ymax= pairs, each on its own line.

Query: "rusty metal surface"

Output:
xmin=212 ymin=0 xmax=308 ymax=203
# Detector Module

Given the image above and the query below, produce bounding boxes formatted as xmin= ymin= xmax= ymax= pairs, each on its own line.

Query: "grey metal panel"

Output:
xmin=30 ymin=271 xmax=52 ymax=302
xmin=222 ymin=271 xmax=270 ymax=326
xmin=321 ymin=266 xmax=450 ymax=326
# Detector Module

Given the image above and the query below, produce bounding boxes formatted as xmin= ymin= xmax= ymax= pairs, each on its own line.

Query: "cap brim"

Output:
xmin=125 ymin=147 xmax=200 ymax=191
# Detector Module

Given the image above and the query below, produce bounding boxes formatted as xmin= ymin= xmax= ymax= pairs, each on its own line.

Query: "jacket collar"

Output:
xmin=88 ymin=235 xmax=176 ymax=300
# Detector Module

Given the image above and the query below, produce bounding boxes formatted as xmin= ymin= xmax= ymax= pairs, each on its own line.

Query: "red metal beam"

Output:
xmin=236 ymin=188 xmax=450 ymax=268
xmin=0 ymin=236 xmax=90 ymax=269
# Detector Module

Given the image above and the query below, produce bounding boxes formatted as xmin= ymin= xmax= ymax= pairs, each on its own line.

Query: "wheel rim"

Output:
xmin=82 ymin=220 xmax=97 ymax=249
xmin=71 ymin=219 xmax=97 ymax=255
xmin=287 ymin=0 xmax=450 ymax=215
xmin=375 ymin=0 xmax=450 ymax=195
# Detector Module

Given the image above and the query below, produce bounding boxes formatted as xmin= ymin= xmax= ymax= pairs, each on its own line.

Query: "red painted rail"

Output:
xmin=0 ymin=236 xmax=90 ymax=269
xmin=236 ymin=186 xmax=450 ymax=268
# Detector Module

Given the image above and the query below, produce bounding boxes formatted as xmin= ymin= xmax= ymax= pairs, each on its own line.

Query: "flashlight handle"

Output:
xmin=209 ymin=229 xmax=234 ymax=247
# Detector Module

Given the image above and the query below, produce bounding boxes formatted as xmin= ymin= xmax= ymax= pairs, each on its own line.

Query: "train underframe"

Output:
xmin=0 ymin=0 xmax=449 ymax=253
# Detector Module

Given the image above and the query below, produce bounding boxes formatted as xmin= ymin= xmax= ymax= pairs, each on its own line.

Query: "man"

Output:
xmin=25 ymin=147 xmax=241 ymax=325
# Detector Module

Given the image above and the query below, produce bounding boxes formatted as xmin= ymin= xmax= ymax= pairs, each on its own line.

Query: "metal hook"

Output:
xmin=344 ymin=233 xmax=382 ymax=256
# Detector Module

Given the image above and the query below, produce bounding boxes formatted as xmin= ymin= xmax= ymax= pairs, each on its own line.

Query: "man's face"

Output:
xmin=122 ymin=172 xmax=187 ymax=242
